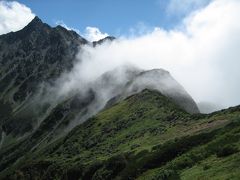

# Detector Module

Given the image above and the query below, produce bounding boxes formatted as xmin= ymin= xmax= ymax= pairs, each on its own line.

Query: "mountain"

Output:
xmin=0 ymin=17 xmax=239 ymax=179
xmin=0 ymin=16 xmax=86 ymax=103
xmin=0 ymin=16 xmax=88 ymax=137
xmin=0 ymin=16 xmax=199 ymax=140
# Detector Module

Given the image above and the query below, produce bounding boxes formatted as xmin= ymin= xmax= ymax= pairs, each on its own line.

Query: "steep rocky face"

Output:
xmin=0 ymin=16 xmax=87 ymax=105
xmin=0 ymin=16 xmax=88 ymax=139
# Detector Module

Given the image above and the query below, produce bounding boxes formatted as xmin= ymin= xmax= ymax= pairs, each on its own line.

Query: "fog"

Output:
xmin=62 ymin=0 xmax=240 ymax=112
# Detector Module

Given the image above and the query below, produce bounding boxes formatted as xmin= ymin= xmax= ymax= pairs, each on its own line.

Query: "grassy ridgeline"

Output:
xmin=0 ymin=90 xmax=240 ymax=179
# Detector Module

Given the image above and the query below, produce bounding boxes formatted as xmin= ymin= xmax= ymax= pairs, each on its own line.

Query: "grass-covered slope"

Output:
xmin=1 ymin=89 xmax=240 ymax=179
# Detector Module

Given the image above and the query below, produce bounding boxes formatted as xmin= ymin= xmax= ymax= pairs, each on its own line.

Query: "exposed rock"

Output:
xmin=93 ymin=36 xmax=116 ymax=47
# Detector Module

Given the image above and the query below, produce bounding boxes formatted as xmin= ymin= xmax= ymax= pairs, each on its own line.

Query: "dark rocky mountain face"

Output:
xmin=0 ymin=16 xmax=87 ymax=104
xmin=0 ymin=16 xmax=88 ymax=140
xmin=0 ymin=17 xmax=198 ymax=151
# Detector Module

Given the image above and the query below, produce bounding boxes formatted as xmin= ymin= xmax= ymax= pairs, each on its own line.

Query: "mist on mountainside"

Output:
xmin=48 ymin=0 xmax=240 ymax=113
xmin=198 ymin=102 xmax=224 ymax=114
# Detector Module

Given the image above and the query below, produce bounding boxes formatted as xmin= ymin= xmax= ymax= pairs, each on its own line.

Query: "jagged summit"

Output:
xmin=28 ymin=16 xmax=44 ymax=26
xmin=0 ymin=16 xmax=87 ymax=44
xmin=54 ymin=25 xmax=87 ymax=43
xmin=25 ymin=16 xmax=87 ymax=42
xmin=0 ymin=16 xmax=50 ymax=43
xmin=20 ymin=16 xmax=51 ymax=34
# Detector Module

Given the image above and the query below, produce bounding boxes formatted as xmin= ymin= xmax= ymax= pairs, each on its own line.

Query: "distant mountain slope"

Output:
xmin=0 ymin=89 xmax=239 ymax=179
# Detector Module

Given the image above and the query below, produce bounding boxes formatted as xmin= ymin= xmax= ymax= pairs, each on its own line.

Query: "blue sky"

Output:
xmin=17 ymin=0 xmax=209 ymax=36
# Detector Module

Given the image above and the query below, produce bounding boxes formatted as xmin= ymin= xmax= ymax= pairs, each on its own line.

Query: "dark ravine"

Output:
xmin=0 ymin=17 xmax=239 ymax=179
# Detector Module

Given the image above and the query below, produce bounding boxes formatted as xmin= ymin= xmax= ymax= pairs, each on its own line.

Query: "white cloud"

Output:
xmin=84 ymin=27 xmax=109 ymax=42
xmin=167 ymin=0 xmax=211 ymax=16
xmin=0 ymin=1 xmax=35 ymax=35
xmin=60 ymin=0 xmax=240 ymax=111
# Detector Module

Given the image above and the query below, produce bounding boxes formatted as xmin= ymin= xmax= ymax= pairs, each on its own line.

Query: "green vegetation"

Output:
xmin=138 ymin=120 xmax=240 ymax=180
xmin=1 ymin=89 xmax=240 ymax=179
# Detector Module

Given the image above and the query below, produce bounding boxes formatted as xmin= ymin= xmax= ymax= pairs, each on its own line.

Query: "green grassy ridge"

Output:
xmin=0 ymin=89 xmax=189 ymax=178
xmin=6 ymin=119 xmax=240 ymax=180
xmin=1 ymin=89 xmax=240 ymax=179
xmin=180 ymin=153 xmax=240 ymax=179
xmin=85 ymin=120 xmax=240 ymax=180
xmin=138 ymin=119 xmax=240 ymax=180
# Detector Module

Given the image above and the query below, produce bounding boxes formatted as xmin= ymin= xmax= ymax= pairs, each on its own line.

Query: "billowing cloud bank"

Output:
xmin=62 ymin=0 xmax=240 ymax=112
xmin=0 ymin=1 xmax=34 ymax=35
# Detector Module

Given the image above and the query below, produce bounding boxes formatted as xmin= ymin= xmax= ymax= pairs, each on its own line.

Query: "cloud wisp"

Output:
xmin=0 ymin=1 xmax=34 ymax=35
xmin=166 ymin=0 xmax=211 ymax=17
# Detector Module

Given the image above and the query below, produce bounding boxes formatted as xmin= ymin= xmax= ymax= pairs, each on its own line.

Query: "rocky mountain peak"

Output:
xmin=20 ymin=16 xmax=51 ymax=34
xmin=0 ymin=16 xmax=88 ymax=122
xmin=28 ymin=16 xmax=44 ymax=27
